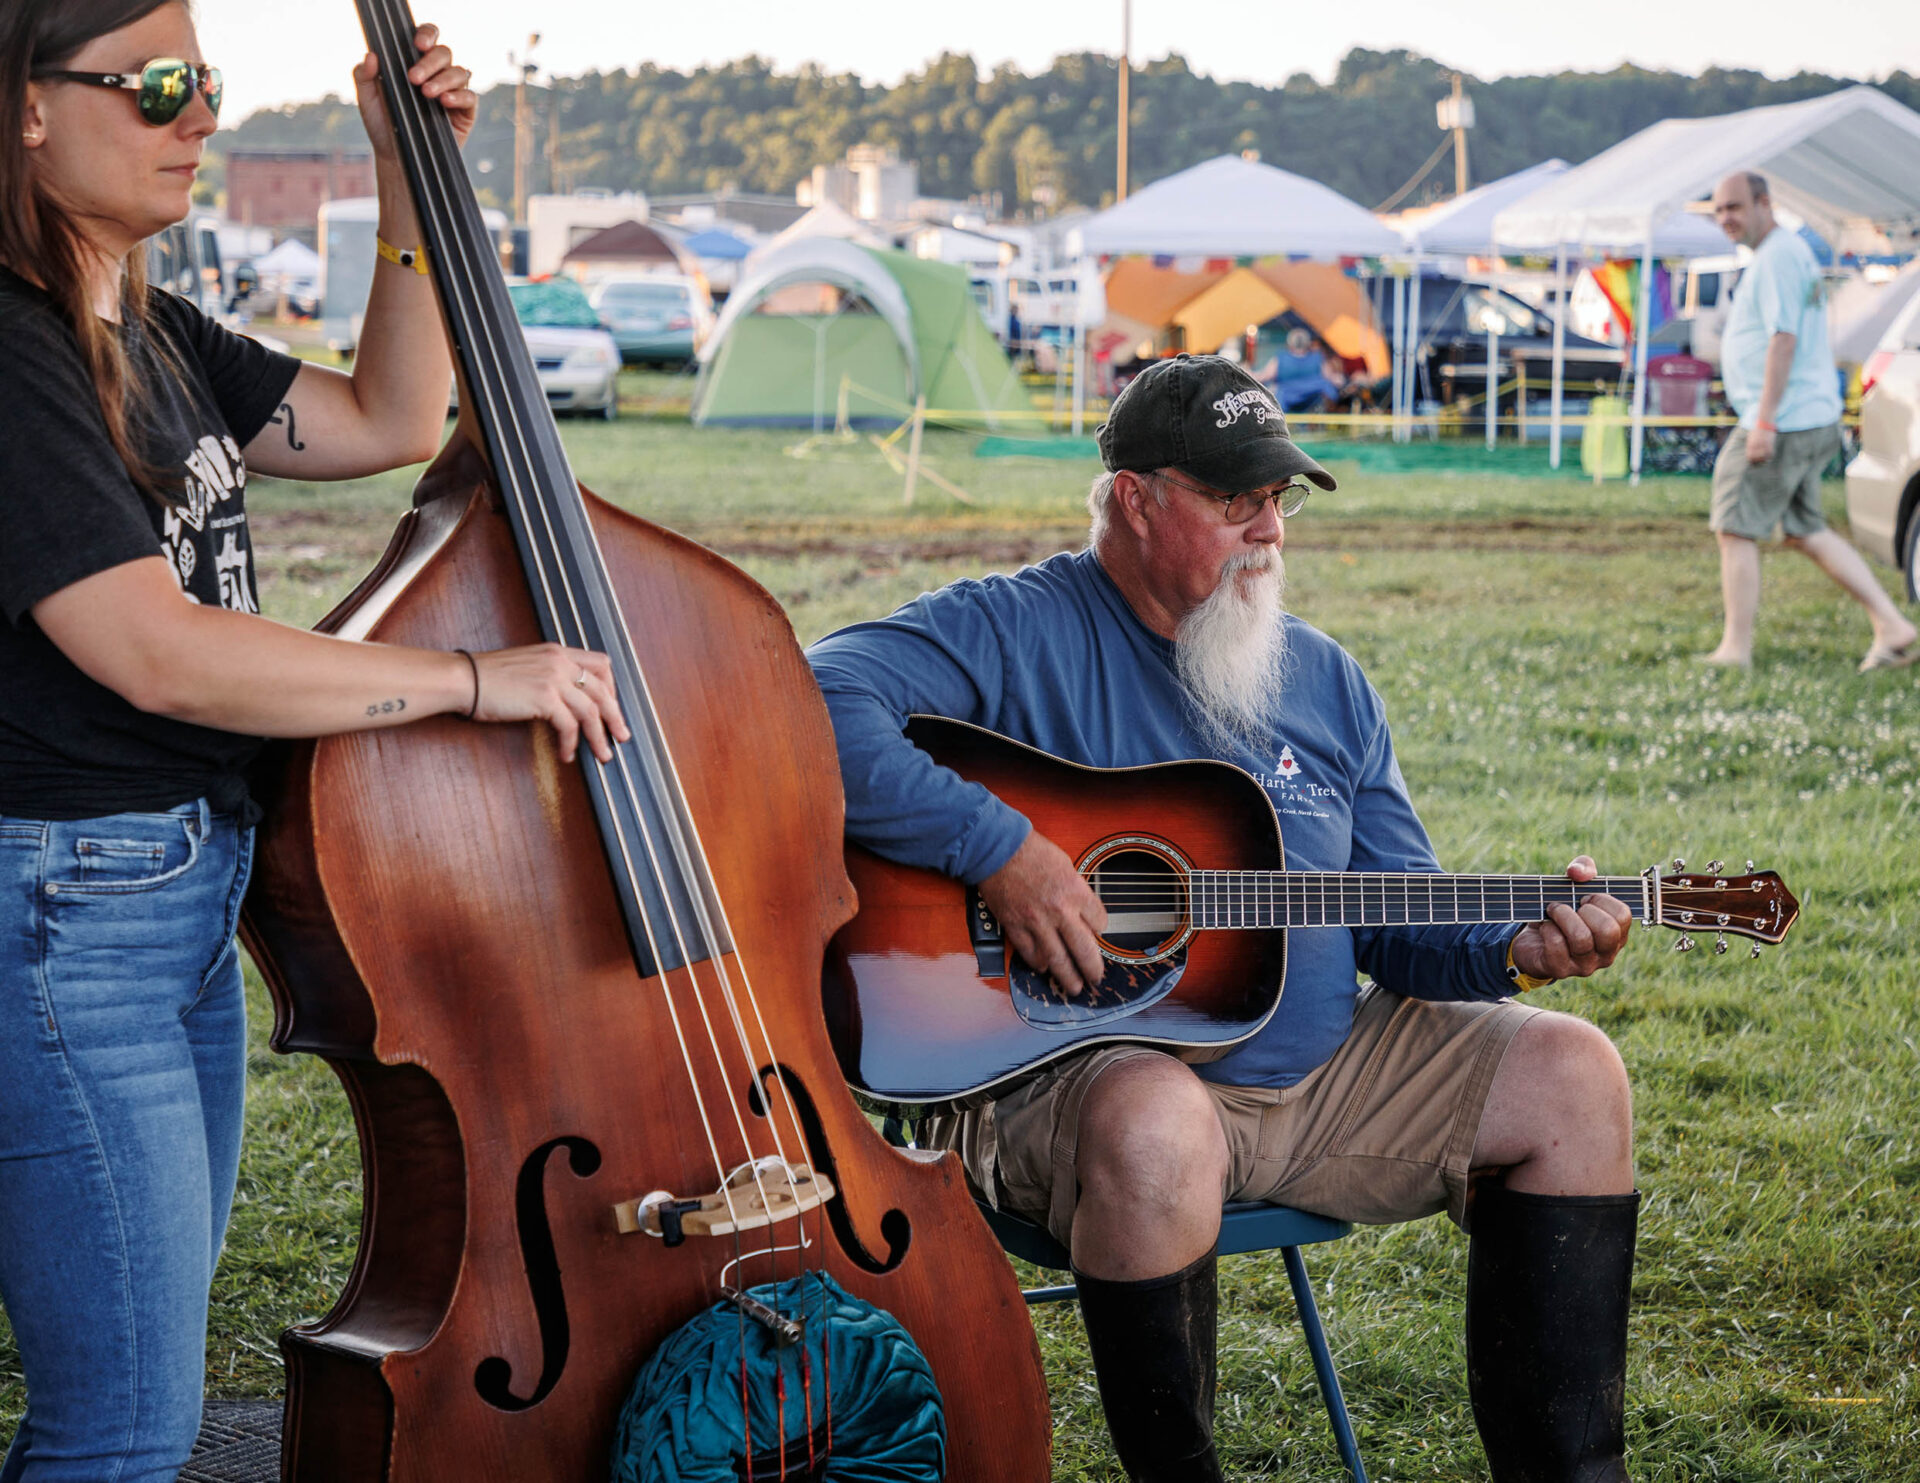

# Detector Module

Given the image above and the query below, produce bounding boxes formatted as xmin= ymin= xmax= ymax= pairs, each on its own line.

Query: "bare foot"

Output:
xmin=1697 ymin=650 xmax=1752 ymax=668
xmin=1872 ymin=616 xmax=1919 ymax=653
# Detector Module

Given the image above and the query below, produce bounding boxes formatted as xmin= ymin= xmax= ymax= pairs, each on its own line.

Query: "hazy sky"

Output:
xmin=194 ymin=0 xmax=1920 ymax=126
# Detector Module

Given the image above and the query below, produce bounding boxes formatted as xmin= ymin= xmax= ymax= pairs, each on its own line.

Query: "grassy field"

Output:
xmin=3 ymin=399 xmax=1916 ymax=1480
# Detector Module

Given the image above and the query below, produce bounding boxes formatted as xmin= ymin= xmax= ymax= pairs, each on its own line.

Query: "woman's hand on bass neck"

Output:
xmin=353 ymin=21 xmax=476 ymax=159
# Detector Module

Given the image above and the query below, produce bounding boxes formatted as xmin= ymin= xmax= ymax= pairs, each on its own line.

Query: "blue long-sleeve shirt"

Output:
xmin=806 ymin=548 xmax=1517 ymax=1087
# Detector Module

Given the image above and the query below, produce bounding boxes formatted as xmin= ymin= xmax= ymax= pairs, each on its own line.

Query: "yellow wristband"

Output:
xmin=1505 ymin=939 xmax=1555 ymax=994
xmin=376 ymin=237 xmax=428 ymax=275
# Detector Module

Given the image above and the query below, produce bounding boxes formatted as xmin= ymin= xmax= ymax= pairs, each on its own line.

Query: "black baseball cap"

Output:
xmin=1097 ymin=354 xmax=1337 ymax=494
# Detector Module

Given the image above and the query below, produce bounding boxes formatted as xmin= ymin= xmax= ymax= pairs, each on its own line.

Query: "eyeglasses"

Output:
xmin=31 ymin=59 xmax=222 ymax=126
xmin=1155 ymin=471 xmax=1313 ymax=523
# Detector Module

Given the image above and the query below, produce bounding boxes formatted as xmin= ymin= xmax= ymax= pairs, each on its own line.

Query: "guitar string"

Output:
xmin=365 ymin=0 xmax=807 ymax=1249
xmin=1079 ymin=870 xmax=1772 ymax=927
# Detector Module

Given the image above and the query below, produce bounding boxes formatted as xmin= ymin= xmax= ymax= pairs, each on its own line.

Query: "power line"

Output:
xmin=1374 ymin=133 xmax=1455 ymax=213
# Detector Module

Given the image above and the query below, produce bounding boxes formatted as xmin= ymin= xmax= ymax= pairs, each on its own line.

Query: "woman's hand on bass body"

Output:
xmin=34 ymin=559 xmax=629 ymax=763
xmin=470 ymin=645 xmax=630 ymax=765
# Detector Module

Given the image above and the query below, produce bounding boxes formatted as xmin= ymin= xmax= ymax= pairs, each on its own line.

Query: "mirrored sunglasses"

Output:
xmin=32 ymin=58 xmax=223 ymax=125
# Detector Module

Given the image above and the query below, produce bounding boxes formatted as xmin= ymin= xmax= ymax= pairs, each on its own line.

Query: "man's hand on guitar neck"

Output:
xmin=1507 ymin=856 xmax=1634 ymax=983
xmin=979 ymin=830 xmax=1110 ymax=997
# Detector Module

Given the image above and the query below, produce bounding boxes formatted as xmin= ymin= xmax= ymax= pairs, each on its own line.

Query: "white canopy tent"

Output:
xmin=1391 ymin=161 xmax=1730 ymax=450
xmin=1494 ymin=86 xmax=1920 ymax=479
xmin=1065 ymin=155 xmax=1401 ymax=431
xmin=1073 ymin=155 xmax=1405 ymax=260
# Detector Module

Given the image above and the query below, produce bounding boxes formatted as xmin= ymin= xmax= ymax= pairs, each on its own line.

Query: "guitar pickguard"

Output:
xmin=1010 ymin=950 xmax=1189 ymax=1028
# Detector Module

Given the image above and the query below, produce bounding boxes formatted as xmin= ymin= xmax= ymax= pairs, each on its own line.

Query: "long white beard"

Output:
xmin=1173 ymin=547 xmax=1289 ymax=753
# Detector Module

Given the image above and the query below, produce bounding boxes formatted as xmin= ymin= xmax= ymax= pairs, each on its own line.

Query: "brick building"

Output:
xmin=225 ymin=148 xmax=376 ymax=244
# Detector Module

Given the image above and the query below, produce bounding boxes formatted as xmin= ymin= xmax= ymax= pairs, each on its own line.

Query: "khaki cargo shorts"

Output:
xmin=922 ymin=984 xmax=1543 ymax=1247
xmin=1709 ymin=423 xmax=1842 ymax=541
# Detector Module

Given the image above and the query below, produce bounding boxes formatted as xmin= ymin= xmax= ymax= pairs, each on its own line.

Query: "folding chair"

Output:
xmin=882 ymin=1117 xmax=1369 ymax=1482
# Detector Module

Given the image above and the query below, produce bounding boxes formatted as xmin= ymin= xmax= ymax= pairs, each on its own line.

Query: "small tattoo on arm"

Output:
xmin=269 ymin=402 xmax=306 ymax=451
xmin=365 ymin=698 xmax=408 ymax=717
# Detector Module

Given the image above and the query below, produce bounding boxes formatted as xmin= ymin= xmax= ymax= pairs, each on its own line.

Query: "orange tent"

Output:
xmin=1100 ymin=258 xmax=1388 ymax=375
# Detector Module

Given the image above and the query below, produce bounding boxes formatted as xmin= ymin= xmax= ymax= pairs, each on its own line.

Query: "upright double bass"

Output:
xmin=239 ymin=2 xmax=1052 ymax=1476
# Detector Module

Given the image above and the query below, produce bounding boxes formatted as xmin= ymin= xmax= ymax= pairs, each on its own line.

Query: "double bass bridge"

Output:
xmin=613 ymin=1158 xmax=836 ymax=1246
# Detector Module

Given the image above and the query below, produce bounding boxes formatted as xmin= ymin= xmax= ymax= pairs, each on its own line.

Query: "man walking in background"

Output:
xmin=1703 ymin=171 xmax=1917 ymax=670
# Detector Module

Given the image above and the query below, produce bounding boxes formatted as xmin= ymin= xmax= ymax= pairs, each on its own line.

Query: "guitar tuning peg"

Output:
xmin=1674 ymin=935 xmax=1696 ymax=953
xmin=1745 ymin=859 xmax=1755 ymax=873
xmin=1706 ymin=860 xmax=1724 ymax=874
xmin=1714 ymin=934 xmax=1728 ymax=955
xmin=1750 ymin=941 xmax=1763 ymax=959
xmin=1672 ymin=857 xmax=1686 ymax=872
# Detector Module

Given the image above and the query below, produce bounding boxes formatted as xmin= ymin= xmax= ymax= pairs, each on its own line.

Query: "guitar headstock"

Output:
xmin=1652 ymin=859 xmax=1799 ymax=951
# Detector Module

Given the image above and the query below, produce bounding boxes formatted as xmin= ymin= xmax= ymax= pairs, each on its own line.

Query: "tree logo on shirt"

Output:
xmin=1274 ymin=744 xmax=1302 ymax=779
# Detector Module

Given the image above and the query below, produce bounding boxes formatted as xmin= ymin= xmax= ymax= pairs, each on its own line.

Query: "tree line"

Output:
xmin=201 ymin=47 xmax=1920 ymax=217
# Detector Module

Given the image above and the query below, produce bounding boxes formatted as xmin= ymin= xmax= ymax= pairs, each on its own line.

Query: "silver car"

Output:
xmin=1846 ymin=290 xmax=1920 ymax=601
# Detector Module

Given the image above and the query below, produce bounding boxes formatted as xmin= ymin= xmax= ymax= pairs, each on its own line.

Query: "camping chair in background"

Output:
xmin=1643 ymin=352 xmax=1723 ymax=473
xmin=881 ymin=1115 xmax=1370 ymax=1482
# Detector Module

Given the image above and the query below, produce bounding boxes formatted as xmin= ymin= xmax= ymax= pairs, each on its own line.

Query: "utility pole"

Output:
xmin=1116 ymin=0 xmax=1130 ymax=202
xmin=1437 ymin=72 xmax=1474 ymax=197
xmin=511 ymin=32 xmax=541 ymax=224
xmin=546 ymin=84 xmax=563 ymax=196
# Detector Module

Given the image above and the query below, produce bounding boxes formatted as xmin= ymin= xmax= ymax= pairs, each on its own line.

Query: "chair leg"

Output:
xmin=1282 ymin=1245 xmax=1369 ymax=1483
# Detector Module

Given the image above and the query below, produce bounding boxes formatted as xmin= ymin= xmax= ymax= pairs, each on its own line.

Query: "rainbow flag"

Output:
xmin=1590 ymin=260 xmax=1673 ymax=342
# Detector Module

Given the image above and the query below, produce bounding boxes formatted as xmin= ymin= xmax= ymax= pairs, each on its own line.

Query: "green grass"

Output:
xmin=4 ymin=418 xmax=1916 ymax=1480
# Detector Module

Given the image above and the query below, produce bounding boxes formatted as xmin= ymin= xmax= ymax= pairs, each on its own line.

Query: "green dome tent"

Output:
xmin=691 ymin=241 xmax=1028 ymax=429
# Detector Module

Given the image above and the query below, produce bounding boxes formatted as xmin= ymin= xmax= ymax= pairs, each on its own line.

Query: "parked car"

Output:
xmin=1369 ymin=275 xmax=1625 ymax=417
xmin=587 ymin=274 xmax=710 ymax=367
xmin=450 ymin=278 xmax=620 ymax=419
xmin=1845 ymin=290 xmax=1920 ymax=601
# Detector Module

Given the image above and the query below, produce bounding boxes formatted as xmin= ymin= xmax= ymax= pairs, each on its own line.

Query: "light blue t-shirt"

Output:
xmin=1720 ymin=227 xmax=1841 ymax=431
xmin=806 ymin=549 xmax=1515 ymax=1089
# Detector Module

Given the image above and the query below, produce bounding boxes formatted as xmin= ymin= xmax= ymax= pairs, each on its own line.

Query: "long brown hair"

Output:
xmin=2 ymin=0 xmax=188 ymax=499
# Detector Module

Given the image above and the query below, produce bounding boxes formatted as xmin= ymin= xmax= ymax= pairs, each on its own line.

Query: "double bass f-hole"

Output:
xmin=474 ymin=1136 xmax=602 ymax=1412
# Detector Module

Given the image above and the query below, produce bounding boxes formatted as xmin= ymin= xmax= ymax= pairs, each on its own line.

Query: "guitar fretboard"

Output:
xmin=1179 ymin=872 xmax=1651 ymax=930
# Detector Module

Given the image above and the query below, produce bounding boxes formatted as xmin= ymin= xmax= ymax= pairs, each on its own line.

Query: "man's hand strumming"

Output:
xmin=978 ymin=831 xmax=1110 ymax=996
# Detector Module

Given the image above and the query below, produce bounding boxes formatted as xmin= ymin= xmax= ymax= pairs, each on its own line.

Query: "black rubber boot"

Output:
xmin=1467 ymin=1183 xmax=1641 ymax=1483
xmin=1073 ymin=1247 xmax=1224 ymax=1483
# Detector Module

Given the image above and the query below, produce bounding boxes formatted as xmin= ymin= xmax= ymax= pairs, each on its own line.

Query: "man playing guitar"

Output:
xmin=808 ymin=354 xmax=1637 ymax=1483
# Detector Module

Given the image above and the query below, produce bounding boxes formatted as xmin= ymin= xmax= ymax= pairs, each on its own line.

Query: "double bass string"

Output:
xmin=356 ymin=0 xmax=759 ymax=1219
xmin=363 ymin=0 xmax=823 ymax=1271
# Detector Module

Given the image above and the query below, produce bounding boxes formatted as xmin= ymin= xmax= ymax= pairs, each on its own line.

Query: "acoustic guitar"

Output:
xmin=823 ymin=717 xmax=1799 ymax=1102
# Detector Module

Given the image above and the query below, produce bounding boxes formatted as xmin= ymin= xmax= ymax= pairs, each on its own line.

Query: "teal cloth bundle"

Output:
xmin=611 ymin=1272 xmax=946 ymax=1481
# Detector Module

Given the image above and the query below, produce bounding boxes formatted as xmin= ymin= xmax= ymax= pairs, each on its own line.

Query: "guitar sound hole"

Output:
xmin=1089 ymin=847 xmax=1187 ymax=960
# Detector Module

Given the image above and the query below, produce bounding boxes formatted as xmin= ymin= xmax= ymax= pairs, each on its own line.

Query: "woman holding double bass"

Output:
xmin=0 ymin=6 xmax=623 ymax=1477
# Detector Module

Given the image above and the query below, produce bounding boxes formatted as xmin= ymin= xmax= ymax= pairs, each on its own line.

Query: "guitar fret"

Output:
xmin=1179 ymin=870 xmax=1642 ymax=930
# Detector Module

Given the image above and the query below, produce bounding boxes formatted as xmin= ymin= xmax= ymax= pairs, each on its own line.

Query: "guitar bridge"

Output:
xmin=966 ymin=887 xmax=1006 ymax=977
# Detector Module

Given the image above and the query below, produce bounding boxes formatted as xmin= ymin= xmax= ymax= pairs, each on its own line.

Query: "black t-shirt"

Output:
xmin=0 ymin=266 xmax=302 ymax=820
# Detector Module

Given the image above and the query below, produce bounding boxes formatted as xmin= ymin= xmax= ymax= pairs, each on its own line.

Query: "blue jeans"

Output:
xmin=0 ymin=800 xmax=252 ymax=1483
